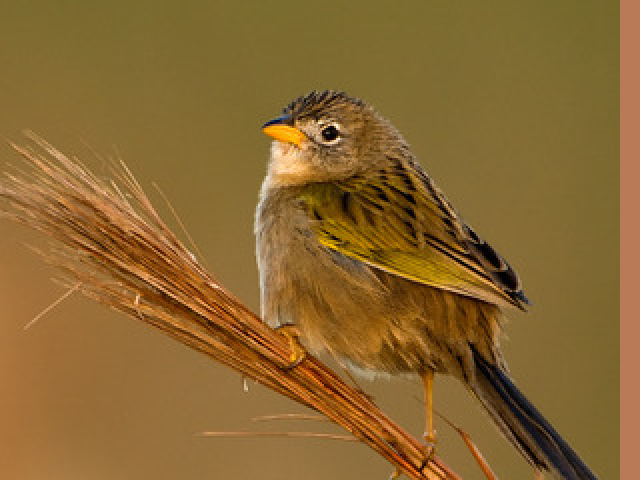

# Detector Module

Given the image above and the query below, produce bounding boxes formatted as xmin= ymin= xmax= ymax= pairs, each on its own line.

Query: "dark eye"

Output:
xmin=321 ymin=125 xmax=340 ymax=143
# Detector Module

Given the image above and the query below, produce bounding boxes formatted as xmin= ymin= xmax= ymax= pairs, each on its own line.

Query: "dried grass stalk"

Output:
xmin=0 ymin=132 xmax=458 ymax=480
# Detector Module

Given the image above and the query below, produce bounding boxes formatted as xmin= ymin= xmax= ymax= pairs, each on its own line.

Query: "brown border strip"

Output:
xmin=620 ymin=0 xmax=631 ymax=477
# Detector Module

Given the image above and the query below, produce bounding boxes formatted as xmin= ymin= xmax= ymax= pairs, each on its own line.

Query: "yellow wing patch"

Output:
xmin=302 ymin=165 xmax=524 ymax=309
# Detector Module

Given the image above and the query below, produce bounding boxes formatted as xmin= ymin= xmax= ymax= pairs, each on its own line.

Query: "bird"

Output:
xmin=255 ymin=90 xmax=596 ymax=479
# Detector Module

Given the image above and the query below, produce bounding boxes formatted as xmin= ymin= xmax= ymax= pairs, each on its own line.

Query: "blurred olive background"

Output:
xmin=0 ymin=2 xmax=618 ymax=479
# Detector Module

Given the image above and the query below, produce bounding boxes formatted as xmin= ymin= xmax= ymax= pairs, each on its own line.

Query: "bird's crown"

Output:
xmin=283 ymin=90 xmax=366 ymax=121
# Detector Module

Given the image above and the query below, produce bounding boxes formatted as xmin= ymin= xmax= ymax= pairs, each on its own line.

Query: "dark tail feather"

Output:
xmin=471 ymin=347 xmax=596 ymax=479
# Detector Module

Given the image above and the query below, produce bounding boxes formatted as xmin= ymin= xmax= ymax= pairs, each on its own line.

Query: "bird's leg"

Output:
xmin=398 ymin=370 xmax=437 ymax=480
xmin=390 ymin=372 xmax=437 ymax=480
xmin=274 ymin=323 xmax=306 ymax=369
xmin=423 ymin=370 xmax=436 ymax=449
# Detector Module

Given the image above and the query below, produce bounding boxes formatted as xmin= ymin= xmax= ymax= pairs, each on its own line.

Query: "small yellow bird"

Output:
xmin=255 ymin=90 xmax=595 ymax=479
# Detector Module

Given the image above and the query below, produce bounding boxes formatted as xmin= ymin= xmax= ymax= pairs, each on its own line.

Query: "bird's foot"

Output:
xmin=419 ymin=431 xmax=438 ymax=467
xmin=274 ymin=323 xmax=306 ymax=369
xmin=388 ymin=433 xmax=437 ymax=479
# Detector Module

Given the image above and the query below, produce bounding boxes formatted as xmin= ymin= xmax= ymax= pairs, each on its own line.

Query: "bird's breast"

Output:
xmin=257 ymin=186 xmax=435 ymax=374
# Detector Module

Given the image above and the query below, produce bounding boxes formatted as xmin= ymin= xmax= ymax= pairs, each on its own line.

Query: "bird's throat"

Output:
xmin=267 ymin=141 xmax=316 ymax=187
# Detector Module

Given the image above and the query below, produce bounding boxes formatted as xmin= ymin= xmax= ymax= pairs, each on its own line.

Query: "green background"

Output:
xmin=0 ymin=2 xmax=618 ymax=479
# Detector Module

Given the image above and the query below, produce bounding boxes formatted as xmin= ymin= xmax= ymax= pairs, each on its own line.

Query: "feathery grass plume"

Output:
xmin=0 ymin=132 xmax=458 ymax=480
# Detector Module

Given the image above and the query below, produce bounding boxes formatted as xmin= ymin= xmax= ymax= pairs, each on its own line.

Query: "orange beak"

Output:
xmin=261 ymin=117 xmax=305 ymax=147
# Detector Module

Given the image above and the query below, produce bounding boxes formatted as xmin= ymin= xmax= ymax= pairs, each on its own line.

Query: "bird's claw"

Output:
xmin=389 ymin=434 xmax=437 ymax=479
xmin=423 ymin=431 xmax=437 ymax=455
xmin=417 ymin=432 xmax=438 ymax=472
xmin=274 ymin=323 xmax=306 ymax=369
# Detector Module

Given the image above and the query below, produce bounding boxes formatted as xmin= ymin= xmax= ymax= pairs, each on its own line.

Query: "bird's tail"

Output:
xmin=470 ymin=346 xmax=596 ymax=479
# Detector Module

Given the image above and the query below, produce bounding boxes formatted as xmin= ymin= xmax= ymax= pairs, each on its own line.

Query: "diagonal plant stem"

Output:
xmin=198 ymin=431 xmax=360 ymax=442
xmin=0 ymin=132 xmax=459 ymax=480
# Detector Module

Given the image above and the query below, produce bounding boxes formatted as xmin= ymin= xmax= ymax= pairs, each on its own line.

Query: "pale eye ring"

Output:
xmin=320 ymin=123 xmax=341 ymax=144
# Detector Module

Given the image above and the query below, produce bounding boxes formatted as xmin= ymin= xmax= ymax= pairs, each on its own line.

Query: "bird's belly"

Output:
xmin=263 ymin=241 xmax=457 ymax=376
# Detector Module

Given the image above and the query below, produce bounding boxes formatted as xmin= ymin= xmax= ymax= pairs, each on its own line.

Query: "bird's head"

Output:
xmin=261 ymin=90 xmax=408 ymax=187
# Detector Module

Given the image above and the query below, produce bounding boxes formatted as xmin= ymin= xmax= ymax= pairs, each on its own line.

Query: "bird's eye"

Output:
xmin=320 ymin=124 xmax=341 ymax=143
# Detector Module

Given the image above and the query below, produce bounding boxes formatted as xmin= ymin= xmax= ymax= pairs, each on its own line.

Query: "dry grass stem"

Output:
xmin=435 ymin=411 xmax=495 ymax=480
xmin=251 ymin=413 xmax=329 ymax=423
xmin=0 ymin=133 xmax=459 ymax=480
xmin=23 ymin=281 xmax=81 ymax=330
xmin=198 ymin=431 xmax=360 ymax=442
